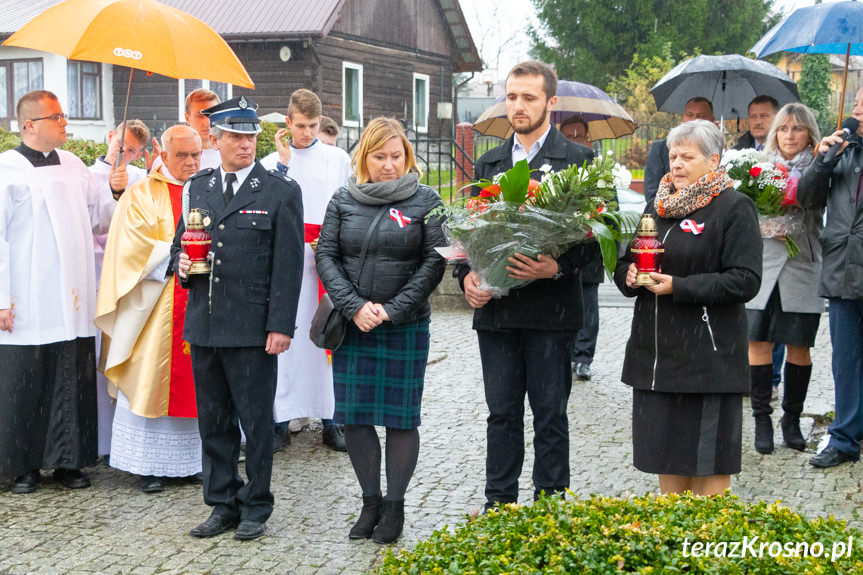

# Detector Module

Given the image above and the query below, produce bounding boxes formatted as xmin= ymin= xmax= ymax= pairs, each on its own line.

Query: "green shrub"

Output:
xmin=60 ymin=137 xmax=107 ymax=166
xmin=256 ymin=120 xmax=287 ymax=160
xmin=0 ymin=127 xmax=109 ymax=166
xmin=377 ymin=493 xmax=863 ymax=574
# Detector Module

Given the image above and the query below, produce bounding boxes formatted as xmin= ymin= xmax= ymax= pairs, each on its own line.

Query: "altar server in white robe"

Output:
xmin=261 ymin=89 xmax=351 ymax=451
xmin=0 ymin=90 xmax=117 ymax=493
xmin=89 ymin=119 xmax=150 ymax=458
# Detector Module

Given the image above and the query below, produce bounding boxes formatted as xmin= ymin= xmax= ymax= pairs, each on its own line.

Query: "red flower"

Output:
xmin=466 ymin=198 xmax=489 ymax=213
xmin=749 ymin=166 xmax=762 ymax=177
xmin=479 ymin=184 xmax=501 ymax=198
xmin=526 ymin=179 xmax=541 ymax=196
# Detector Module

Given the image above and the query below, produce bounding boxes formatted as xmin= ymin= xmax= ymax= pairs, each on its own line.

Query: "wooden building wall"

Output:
xmin=330 ymin=0 xmax=453 ymax=58
xmin=316 ymin=35 xmax=453 ymax=135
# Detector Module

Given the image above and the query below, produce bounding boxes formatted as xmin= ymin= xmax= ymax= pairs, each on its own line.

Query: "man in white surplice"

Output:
xmin=0 ymin=90 xmax=117 ymax=493
xmin=261 ymin=89 xmax=351 ymax=451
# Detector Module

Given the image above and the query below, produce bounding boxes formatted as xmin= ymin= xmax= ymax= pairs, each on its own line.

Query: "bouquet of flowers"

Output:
xmin=430 ymin=152 xmax=640 ymax=297
xmin=720 ymin=148 xmax=800 ymax=257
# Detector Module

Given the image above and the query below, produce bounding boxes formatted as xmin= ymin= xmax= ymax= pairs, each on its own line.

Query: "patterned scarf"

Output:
xmin=656 ymin=169 xmax=732 ymax=219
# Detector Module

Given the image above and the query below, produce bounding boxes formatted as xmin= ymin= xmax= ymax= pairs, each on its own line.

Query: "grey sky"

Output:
xmin=462 ymin=0 xmax=833 ymax=82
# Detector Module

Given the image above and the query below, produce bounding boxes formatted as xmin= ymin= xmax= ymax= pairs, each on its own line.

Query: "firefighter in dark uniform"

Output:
xmin=171 ymin=96 xmax=304 ymax=541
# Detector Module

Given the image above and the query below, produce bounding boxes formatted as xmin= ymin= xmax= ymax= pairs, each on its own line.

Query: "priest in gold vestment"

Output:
xmin=96 ymin=125 xmax=204 ymax=493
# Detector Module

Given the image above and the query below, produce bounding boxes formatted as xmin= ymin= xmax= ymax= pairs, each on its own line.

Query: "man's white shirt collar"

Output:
xmin=512 ymin=124 xmax=552 ymax=165
xmin=220 ymin=162 xmax=255 ymax=192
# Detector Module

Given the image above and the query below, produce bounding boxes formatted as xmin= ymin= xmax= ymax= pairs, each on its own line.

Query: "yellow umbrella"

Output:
xmin=4 ymin=0 xmax=253 ymax=88
xmin=4 ymin=0 xmax=255 ymax=159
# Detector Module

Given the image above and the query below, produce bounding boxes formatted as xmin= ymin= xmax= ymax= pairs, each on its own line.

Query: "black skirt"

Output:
xmin=747 ymin=286 xmax=821 ymax=347
xmin=632 ymin=388 xmax=742 ymax=476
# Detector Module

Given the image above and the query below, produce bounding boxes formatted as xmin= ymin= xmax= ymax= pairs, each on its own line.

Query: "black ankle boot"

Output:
xmin=750 ymin=364 xmax=774 ymax=454
xmin=349 ymin=493 xmax=382 ymax=539
xmin=373 ymin=498 xmax=404 ymax=544
xmin=781 ymin=363 xmax=811 ymax=451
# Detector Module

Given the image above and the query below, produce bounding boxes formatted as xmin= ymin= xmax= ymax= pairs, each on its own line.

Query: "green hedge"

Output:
xmin=377 ymin=493 xmax=863 ymax=574
xmin=0 ymin=127 xmax=108 ymax=166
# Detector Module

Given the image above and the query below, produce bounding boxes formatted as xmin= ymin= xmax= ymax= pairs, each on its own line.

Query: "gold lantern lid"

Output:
xmin=187 ymin=209 xmax=206 ymax=230
xmin=637 ymin=213 xmax=658 ymax=237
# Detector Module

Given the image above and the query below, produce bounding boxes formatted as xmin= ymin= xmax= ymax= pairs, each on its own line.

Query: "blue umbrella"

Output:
xmin=750 ymin=0 xmax=863 ymax=127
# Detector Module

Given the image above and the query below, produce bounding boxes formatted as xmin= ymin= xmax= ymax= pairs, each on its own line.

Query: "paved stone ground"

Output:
xmin=0 ymin=288 xmax=859 ymax=575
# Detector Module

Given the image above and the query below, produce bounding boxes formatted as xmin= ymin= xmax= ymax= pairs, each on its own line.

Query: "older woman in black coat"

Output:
xmin=316 ymin=118 xmax=446 ymax=543
xmin=614 ymin=120 xmax=762 ymax=495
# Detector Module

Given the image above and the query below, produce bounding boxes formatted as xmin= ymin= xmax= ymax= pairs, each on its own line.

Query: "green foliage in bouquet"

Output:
xmin=429 ymin=156 xmax=639 ymax=295
xmin=721 ymin=149 xmax=800 ymax=257
xmin=376 ymin=492 xmax=863 ymax=574
xmin=722 ymin=160 xmax=786 ymax=216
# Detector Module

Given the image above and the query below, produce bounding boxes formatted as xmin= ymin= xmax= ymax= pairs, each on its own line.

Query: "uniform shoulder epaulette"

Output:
xmin=267 ymin=168 xmax=293 ymax=184
xmin=189 ymin=167 xmax=215 ymax=181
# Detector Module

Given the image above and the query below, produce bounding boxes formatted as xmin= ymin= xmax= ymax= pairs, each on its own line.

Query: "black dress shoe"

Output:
xmin=809 ymin=446 xmax=858 ymax=468
xmin=140 ymin=475 xmax=164 ymax=493
xmin=234 ymin=520 xmax=265 ymax=540
xmin=574 ymin=363 xmax=591 ymax=381
xmin=323 ymin=425 xmax=347 ymax=452
xmin=53 ymin=469 xmax=91 ymax=489
xmin=189 ymin=513 xmax=239 ymax=538
xmin=11 ymin=470 xmax=41 ymax=494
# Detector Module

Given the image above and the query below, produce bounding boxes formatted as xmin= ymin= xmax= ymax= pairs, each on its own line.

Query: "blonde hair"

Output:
xmin=764 ymin=103 xmax=821 ymax=157
xmin=115 ymin=119 xmax=151 ymax=146
xmin=352 ymin=118 xmax=421 ymax=184
xmin=287 ymin=89 xmax=322 ymax=119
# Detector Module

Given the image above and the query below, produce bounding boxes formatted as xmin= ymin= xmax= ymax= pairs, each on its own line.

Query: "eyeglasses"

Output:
xmin=29 ymin=113 xmax=67 ymax=123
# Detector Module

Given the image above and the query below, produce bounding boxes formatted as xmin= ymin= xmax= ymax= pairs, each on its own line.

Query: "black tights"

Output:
xmin=343 ymin=425 xmax=419 ymax=501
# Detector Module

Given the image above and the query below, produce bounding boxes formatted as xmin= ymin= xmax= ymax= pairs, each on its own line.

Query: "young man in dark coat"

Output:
xmin=456 ymin=61 xmax=598 ymax=512
xmin=172 ymin=96 xmax=304 ymax=540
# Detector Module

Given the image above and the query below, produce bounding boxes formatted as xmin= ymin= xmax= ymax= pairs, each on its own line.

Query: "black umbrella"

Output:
xmin=651 ymin=54 xmax=799 ymax=124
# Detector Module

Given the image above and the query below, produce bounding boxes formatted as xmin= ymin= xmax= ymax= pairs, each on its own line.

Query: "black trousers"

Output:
xmin=572 ymin=281 xmax=600 ymax=365
xmin=477 ymin=329 xmax=573 ymax=505
xmin=190 ymin=345 xmax=277 ymax=523
xmin=0 ymin=338 xmax=98 ymax=478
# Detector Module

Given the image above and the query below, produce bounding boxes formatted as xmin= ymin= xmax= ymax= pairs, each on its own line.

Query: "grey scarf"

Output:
xmin=767 ymin=146 xmax=815 ymax=178
xmin=347 ymin=172 xmax=419 ymax=205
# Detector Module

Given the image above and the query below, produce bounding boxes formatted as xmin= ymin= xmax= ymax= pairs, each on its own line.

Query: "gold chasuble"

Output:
xmin=95 ymin=167 xmax=196 ymax=418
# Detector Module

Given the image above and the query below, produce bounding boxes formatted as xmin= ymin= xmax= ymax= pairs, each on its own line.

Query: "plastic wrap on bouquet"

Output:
xmin=758 ymin=214 xmax=800 ymax=257
xmin=443 ymin=202 xmax=592 ymax=297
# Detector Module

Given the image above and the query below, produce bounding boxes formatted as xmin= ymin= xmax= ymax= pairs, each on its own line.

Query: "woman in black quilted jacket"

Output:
xmin=316 ymin=118 xmax=446 ymax=544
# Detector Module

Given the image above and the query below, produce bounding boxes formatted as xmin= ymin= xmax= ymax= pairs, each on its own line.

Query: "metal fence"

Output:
xmin=343 ymin=124 xmax=475 ymax=204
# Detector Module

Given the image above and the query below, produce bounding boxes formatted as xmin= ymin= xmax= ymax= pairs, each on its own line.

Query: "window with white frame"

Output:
xmin=413 ymin=73 xmax=430 ymax=133
xmin=0 ymin=59 xmax=43 ymax=127
xmin=342 ymin=62 xmax=363 ymax=127
xmin=67 ymin=61 xmax=102 ymax=119
xmin=177 ymin=79 xmax=232 ymax=120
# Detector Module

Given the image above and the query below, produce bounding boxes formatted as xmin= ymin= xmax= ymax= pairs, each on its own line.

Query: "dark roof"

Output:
xmin=0 ymin=0 xmax=481 ymax=71
xmin=0 ymin=0 xmax=345 ymax=38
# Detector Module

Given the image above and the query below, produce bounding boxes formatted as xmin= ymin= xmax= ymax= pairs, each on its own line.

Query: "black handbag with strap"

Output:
xmin=309 ymin=205 xmax=389 ymax=350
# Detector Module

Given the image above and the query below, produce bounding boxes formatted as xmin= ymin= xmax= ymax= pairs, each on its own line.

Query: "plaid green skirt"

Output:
xmin=332 ymin=319 xmax=430 ymax=429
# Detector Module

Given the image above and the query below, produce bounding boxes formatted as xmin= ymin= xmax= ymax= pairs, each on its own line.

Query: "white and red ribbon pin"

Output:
xmin=680 ymin=219 xmax=705 ymax=235
xmin=390 ymin=208 xmax=412 ymax=228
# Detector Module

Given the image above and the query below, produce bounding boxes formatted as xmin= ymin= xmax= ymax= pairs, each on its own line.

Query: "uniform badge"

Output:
xmin=208 ymin=176 xmax=217 ymax=188
xmin=239 ymin=96 xmax=248 ymax=109
xmin=203 ymin=216 xmax=211 ymax=227
xmin=250 ymin=177 xmax=260 ymax=189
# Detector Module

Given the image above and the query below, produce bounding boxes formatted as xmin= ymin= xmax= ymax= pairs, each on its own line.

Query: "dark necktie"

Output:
xmin=224 ymin=172 xmax=237 ymax=206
